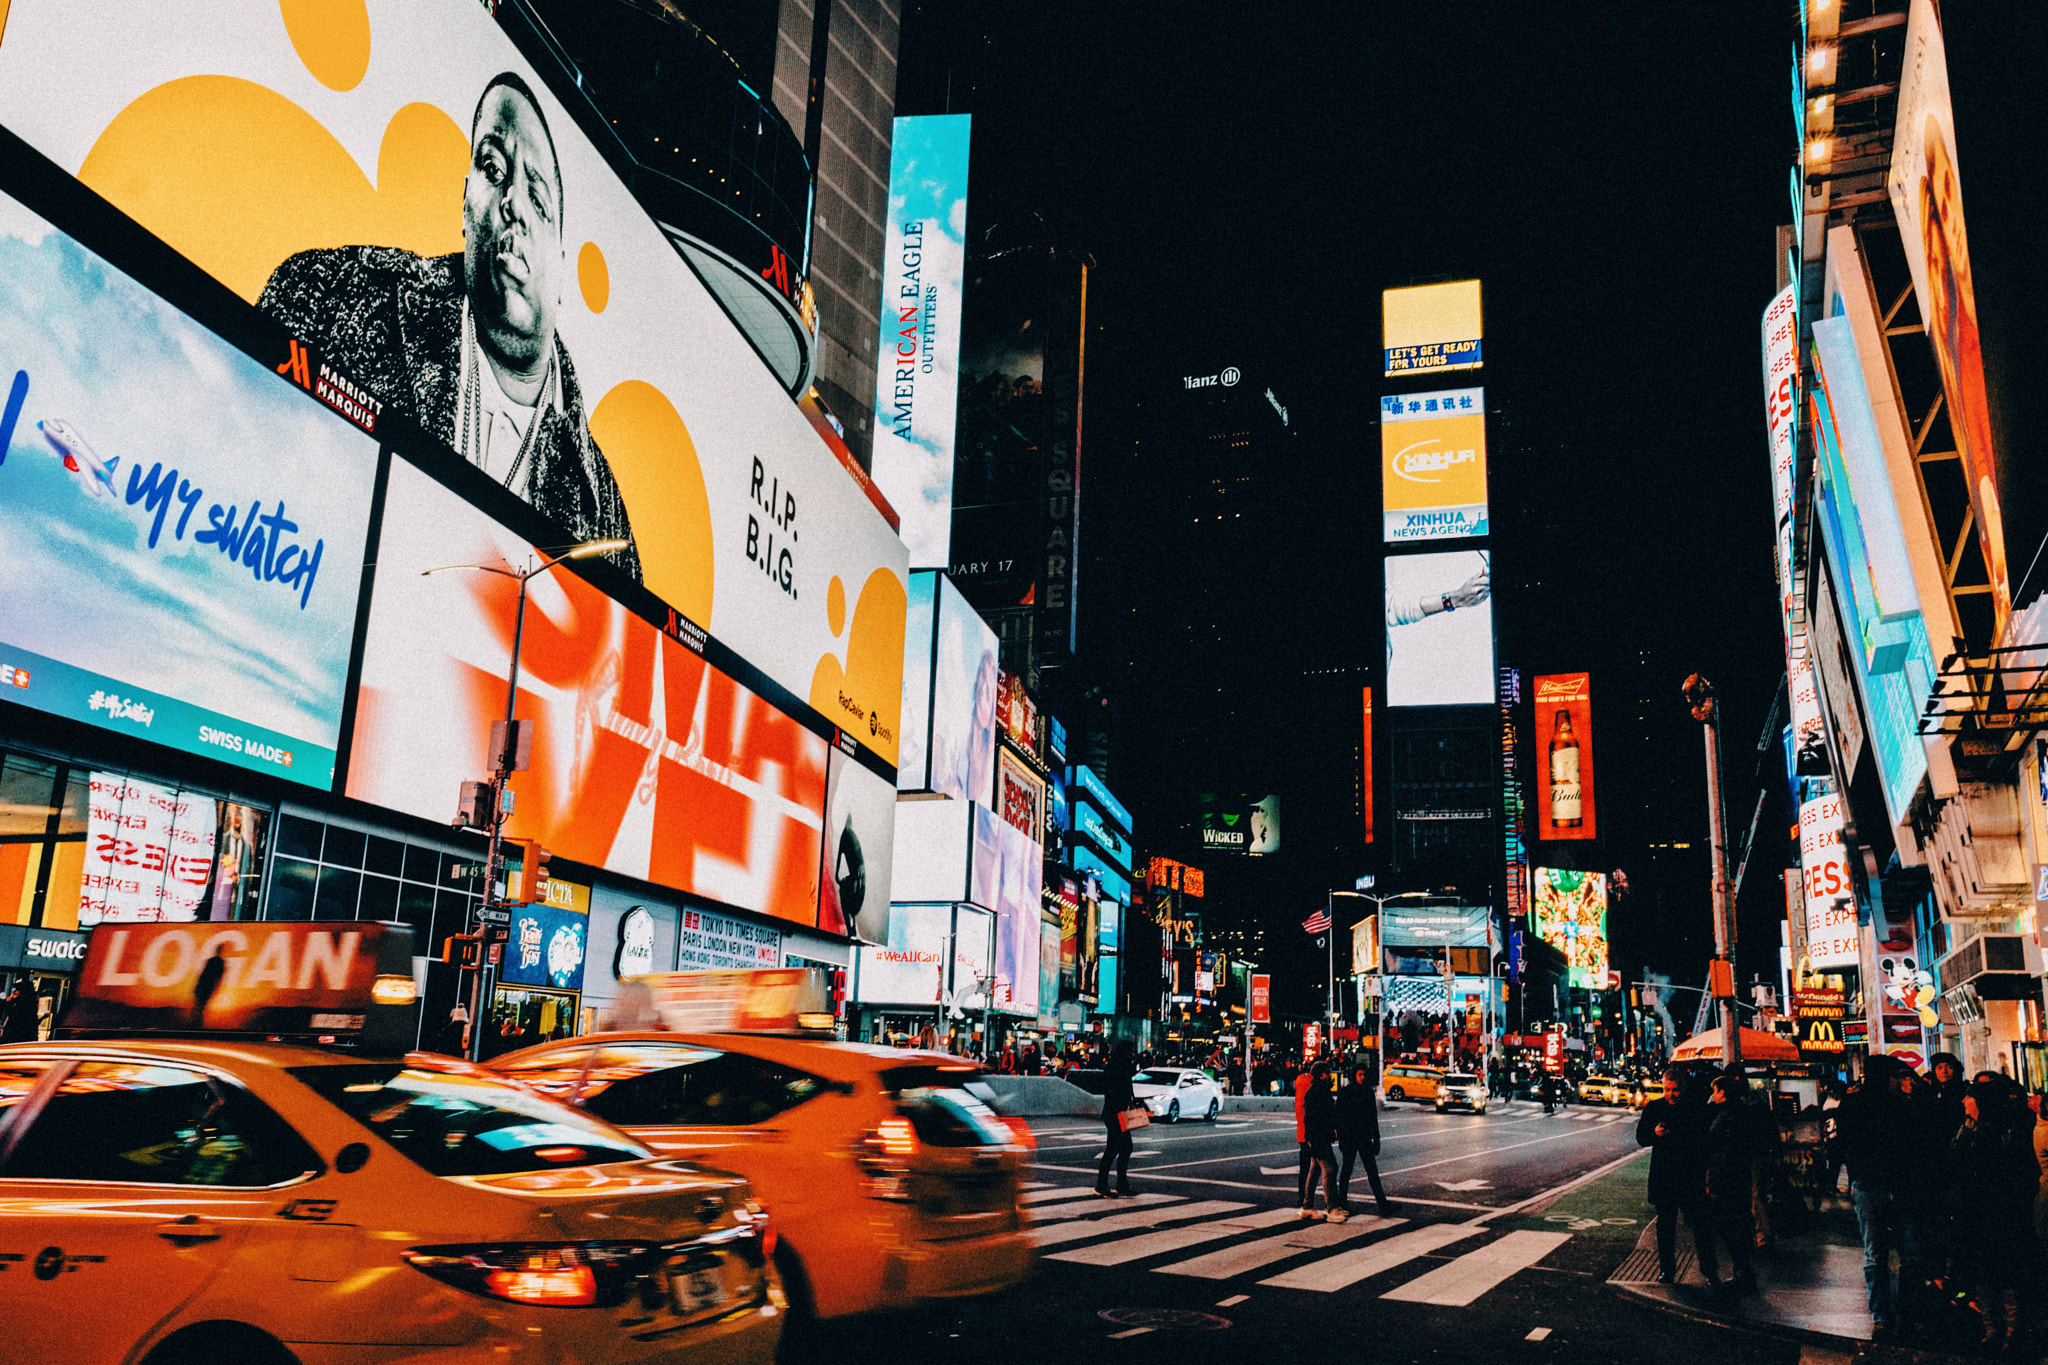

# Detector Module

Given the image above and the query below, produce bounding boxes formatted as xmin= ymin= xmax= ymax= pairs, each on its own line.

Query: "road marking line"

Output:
xmin=1028 ymin=1194 xmax=1179 ymax=1222
xmin=1527 ymin=1327 xmax=1552 ymax=1341
xmin=1462 ymin=1148 xmax=1650 ymax=1226
xmin=1023 ymin=1187 xmax=1109 ymax=1204
xmin=1107 ymin=1327 xmax=1153 ymax=1338
xmin=1216 ymin=1294 xmax=1249 ymax=1307
xmin=1379 ymin=1124 xmax=1636 ymax=1178
xmin=1141 ymin=1145 xmax=1307 ymax=1172
xmin=1022 ymin=1181 xmax=1052 ymax=1189
xmin=1029 ymin=1199 xmax=1252 ymax=1247
xmin=1380 ymin=1230 xmax=1573 ymax=1305
xmin=1155 ymin=1216 xmax=1404 ymax=1280
xmin=1027 ymin=1163 xmax=1299 ymax=1192
xmin=1048 ymin=1208 xmax=1301 ymax=1266
xmin=1258 ymin=1223 xmax=1483 ymax=1292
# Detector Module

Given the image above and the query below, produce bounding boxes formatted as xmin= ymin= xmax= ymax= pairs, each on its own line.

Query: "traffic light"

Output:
xmin=530 ymin=846 xmax=553 ymax=902
xmin=440 ymin=932 xmax=483 ymax=970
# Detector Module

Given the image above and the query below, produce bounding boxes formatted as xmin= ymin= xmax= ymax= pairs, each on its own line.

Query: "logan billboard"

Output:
xmin=0 ymin=0 xmax=907 ymax=768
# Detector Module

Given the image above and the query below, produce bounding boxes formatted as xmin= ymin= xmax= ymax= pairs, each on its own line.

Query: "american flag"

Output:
xmin=1302 ymin=908 xmax=1332 ymax=934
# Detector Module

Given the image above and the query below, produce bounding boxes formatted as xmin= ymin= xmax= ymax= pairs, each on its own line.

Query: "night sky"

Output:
xmin=898 ymin=2 xmax=1800 ymax=1015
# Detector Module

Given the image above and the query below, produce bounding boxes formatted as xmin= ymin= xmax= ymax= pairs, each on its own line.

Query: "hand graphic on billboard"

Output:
xmin=1387 ymin=567 xmax=1490 ymax=626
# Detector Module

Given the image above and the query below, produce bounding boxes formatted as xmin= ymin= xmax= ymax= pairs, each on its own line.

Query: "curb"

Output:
xmin=1606 ymin=1278 xmax=1978 ymax=1365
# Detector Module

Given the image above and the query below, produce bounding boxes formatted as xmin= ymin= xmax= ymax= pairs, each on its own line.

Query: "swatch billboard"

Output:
xmin=0 ymin=0 xmax=908 ymax=769
xmin=0 ymin=187 xmax=374 ymax=787
xmin=1383 ymin=280 xmax=1483 ymax=377
xmin=1531 ymin=674 xmax=1596 ymax=841
xmin=1380 ymin=388 xmax=1487 ymax=543
xmin=869 ymin=114 xmax=971 ymax=570
xmin=1386 ymin=549 xmax=1495 ymax=707
xmin=349 ymin=457 xmax=831 ymax=927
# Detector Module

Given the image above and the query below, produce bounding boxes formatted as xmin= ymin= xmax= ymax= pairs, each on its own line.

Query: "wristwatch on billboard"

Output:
xmin=1440 ymin=594 xmax=1455 ymax=613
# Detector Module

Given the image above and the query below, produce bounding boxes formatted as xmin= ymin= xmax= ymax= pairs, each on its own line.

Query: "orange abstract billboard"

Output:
xmin=1532 ymin=673 xmax=1595 ymax=841
xmin=347 ymin=457 xmax=829 ymax=926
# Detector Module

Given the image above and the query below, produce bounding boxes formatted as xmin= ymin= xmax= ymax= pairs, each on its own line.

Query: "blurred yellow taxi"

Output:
xmin=1382 ymin=1063 xmax=1444 ymax=1103
xmin=0 ymin=922 xmax=783 ymax=1365
xmin=487 ymin=973 xmax=1034 ymax=1330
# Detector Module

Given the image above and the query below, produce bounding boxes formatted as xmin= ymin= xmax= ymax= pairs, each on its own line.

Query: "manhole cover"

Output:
xmin=1098 ymin=1308 xmax=1231 ymax=1331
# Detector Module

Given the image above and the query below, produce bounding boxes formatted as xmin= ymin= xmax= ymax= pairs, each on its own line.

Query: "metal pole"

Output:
xmin=469 ymin=568 xmax=531 ymax=1063
xmin=1326 ymin=895 xmax=1335 ymax=1044
xmin=1701 ymin=696 xmax=1743 ymax=1071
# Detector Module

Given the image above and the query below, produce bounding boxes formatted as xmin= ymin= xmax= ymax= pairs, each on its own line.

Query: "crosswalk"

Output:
xmin=1019 ymin=1185 xmax=1572 ymax=1306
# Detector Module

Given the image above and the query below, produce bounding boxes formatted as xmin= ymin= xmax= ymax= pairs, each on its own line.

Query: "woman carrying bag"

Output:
xmin=1098 ymin=1039 xmax=1141 ymax=1198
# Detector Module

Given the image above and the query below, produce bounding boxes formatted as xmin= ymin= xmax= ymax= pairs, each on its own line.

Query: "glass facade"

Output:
xmin=266 ymin=811 xmax=485 ymax=960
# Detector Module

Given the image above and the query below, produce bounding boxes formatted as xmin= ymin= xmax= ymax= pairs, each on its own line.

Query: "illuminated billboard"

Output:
xmin=855 ymin=902 xmax=948 ymax=1006
xmin=0 ymin=189 xmax=374 ymax=788
xmin=819 ymin=746 xmax=897 ymax=944
xmin=897 ymin=572 xmax=936 ymax=791
xmin=972 ymin=803 xmax=1042 ymax=1016
xmin=1532 ymin=674 xmax=1596 ymax=841
xmin=1362 ymin=688 xmax=1375 ymax=844
xmin=930 ymin=576 xmax=999 ymax=804
xmin=348 ymin=457 xmax=829 ymax=926
xmin=1380 ymin=388 xmax=1487 ymax=543
xmin=1383 ymin=280 xmax=1482 ymax=377
xmin=1810 ymin=305 xmax=1935 ymax=826
xmin=870 ymin=114 xmax=971 ymax=570
xmin=1799 ymin=786 xmax=1858 ymax=970
xmin=1890 ymin=0 xmax=2009 ymax=634
xmin=1070 ymin=764 xmax=1131 ymax=833
xmin=1386 ymin=549 xmax=1495 ymax=707
xmin=0 ymin=0 xmax=908 ymax=766
xmin=1199 ymin=794 xmax=1281 ymax=855
xmin=996 ymin=746 xmax=1045 ymax=843
xmin=1762 ymin=285 xmax=1800 ymax=638
xmin=1530 ymin=868 xmax=1608 ymax=989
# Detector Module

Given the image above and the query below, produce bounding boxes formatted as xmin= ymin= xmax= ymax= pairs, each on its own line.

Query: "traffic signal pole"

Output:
xmin=1686 ymin=675 xmax=1742 ymax=1071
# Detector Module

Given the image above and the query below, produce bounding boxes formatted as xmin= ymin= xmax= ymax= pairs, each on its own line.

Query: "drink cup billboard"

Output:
xmin=0 ymin=187 xmax=375 ymax=788
xmin=0 ymin=0 xmax=908 ymax=767
xmin=1386 ymin=549 xmax=1495 ymax=707
xmin=1532 ymin=674 xmax=1596 ymax=841
xmin=1381 ymin=388 xmax=1487 ymax=543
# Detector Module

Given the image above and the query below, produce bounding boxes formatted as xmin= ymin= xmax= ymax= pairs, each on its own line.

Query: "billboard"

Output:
xmin=1799 ymin=786 xmax=1859 ymax=970
xmin=1071 ymin=844 xmax=1132 ymax=910
xmin=348 ymin=457 xmax=829 ymax=926
xmin=996 ymin=746 xmax=1045 ymax=843
xmin=1889 ymin=0 xmax=2008 ymax=635
xmin=1383 ymin=280 xmax=1482 ymax=377
xmin=0 ymin=188 xmax=374 ymax=788
xmin=1069 ymin=764 xmax=1131 ymax=834
xmin=80 ymin=775 xmax=217 ymax=925
xmin=1036 ymin=916 xmax=1060 ymax=1030
xmin=1198 ymin=794 xmax=1281 ymax=855
xmin=1386 ymin=549 xmax=1495 ymax=706
xmin=972 ymin=803 xmax=1042 ymax=1015
xmin=1074 ymin=801 xmax=1134 ymax=871
xmin=927 ymin=575 xmax=999 ymax=804
xmin=1350 ymin=915 xmax=1380 ymax=976
xmin=500 ymin=899 xmax=588 ymax=991
xmin=888 ymin=798 xmax=971 ymax=904
xmin=854 ymin=901 xmax=947 ymax=1006
xmin=870 ymin=114 xmax=970 ymax=570
xmin=1531 ymin=674 xmax=1596 ymax=841
xmin=896 ymin=571 xmax=937 ymax=791
xmin=0 ymin=0 xmax=908 ymax=766
xmin=1530 ymin=868 xmax=1608 ymax=989
xmin=819 ymin=745 xmax=897 ymax=944
xmin=1380 ymin=388 xmax=1487 ymax=542
xmin=951 ymin=904 xmax=994 ymax=1011
xmin=1810 ymin=309 xmax=1935 ymax=825
xmin=1362 ymin=688 xmax=1375 ymax=844
xmin=1381 ymin=903 xmax=1492 ymax=949
xmin=1762 ymin=285 xmax=1801 ymax=638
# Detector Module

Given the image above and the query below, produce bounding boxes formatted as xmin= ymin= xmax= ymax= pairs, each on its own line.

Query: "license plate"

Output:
xmin=667 ymin=1257 xmax=729 ymax=1318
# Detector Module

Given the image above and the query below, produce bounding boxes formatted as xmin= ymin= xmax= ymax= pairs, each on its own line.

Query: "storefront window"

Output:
xmin=0 ymin=755 xmax=87 ymax=929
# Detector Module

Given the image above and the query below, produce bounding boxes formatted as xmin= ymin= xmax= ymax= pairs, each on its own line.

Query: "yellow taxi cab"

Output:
xmin=1579 ymin=1074 xmax=1621 ymax=1105
xmin=485 ymin=970 xmax=1034 ymax=1332
xmin=0 ymin=922 xmax=783 ymax=1365
xmin=1381 ymin=1063 xmax=1444 ymax=1103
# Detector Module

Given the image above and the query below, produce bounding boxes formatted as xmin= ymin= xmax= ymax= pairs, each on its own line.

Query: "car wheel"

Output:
xmin=1206 ymin=1098 xmax=1220 ymax=1121
xmin=771 ymin=1244 xmax=819 ymax=1364
xmin=1387 ymin=1086 xmax=1405 ymax=1101
xmin=1166 ymin=1099 xmax=1180 ymax=1123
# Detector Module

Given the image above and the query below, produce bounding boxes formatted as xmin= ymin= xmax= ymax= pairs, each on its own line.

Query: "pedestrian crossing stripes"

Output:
xmin=1568 ymin=1111 xmax=1629 ymax=1122
xmin=1023 ymin=1186 xmax=1576 ymax=1307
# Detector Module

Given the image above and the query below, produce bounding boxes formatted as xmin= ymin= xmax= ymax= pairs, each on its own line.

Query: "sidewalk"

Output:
xmin=1524 ymin=1151 xmax=2023 ymax=1363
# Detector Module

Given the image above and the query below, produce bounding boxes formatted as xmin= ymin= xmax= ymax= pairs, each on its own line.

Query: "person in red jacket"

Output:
xmin=1294 ymin=1065 xmax=1316 ymax=1205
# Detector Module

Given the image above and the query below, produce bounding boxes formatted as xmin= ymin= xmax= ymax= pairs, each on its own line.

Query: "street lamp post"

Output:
xmin=423 ymin=538 xmax=630 ymax=1061
xmin=1683 ymin=674 xmax=1743 ymax=1072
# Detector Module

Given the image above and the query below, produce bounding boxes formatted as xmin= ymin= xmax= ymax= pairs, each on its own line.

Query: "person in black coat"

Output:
xmin=0 ymin=979 xmax=41 ymax=1044
xmin=1704 ymin=1072 xmax=1771 ymax=1292
xmin=1299 ymin=1062 xmax=1340 ymax=1219
xmin=1948 ymin=1075 xmax=2038 ymax=1351
xmin=1335 ymin=1062 xmax=1391 ymax=1218
xmin=1833 ymin=1055 xmax=1938 ymax=1339
xmin=1638 ymin=1067 xmax=1718 ymax=1286
xmin=1096 ymin=1040 xmax=1138 ymax=1198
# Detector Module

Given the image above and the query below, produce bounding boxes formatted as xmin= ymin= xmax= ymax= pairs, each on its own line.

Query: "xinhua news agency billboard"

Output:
xmin=870 ymin=114 xmax=971 ymax=570
xmin=1381 ymin=388 xmax=1487 ymax=543
xmin=1383 ymin=280 xmax=1482 ymax=377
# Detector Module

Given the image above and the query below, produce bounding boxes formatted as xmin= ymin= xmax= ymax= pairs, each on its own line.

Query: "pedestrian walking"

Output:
xmin=1294 ymin=1064 xmax=1316 ymax=1204
xmin=1948 ymin=1074 xmax=2037 ymax=1352
xmin=1637 ymin=1068 xmax=1717 ymax=1287
xmin=1336 ymin=1062 xmax=1392 ymax=1218
xmin=1299 ymin=1062 xmax=1340 ymax=1220
xmin=1096 ymin=1039 xmax=1138 ymax=1198
xmin=1834 ymin=1055 xmax=1938 ymax=1340
xmin=0 ymin=978 xmax=40 ymax=1044
xmin=1813 ymin=1080 xmax=1847 ymax=1211
xmin=1923 ymin=1053 xmax=1967 ymax=1136
xmin=1704 ymin=1072 xmax=1769 ymax=1293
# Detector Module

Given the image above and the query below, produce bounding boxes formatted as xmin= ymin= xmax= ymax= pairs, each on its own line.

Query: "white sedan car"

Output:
xmin=1132 ymin=1067 xmax=1224 ymax=1122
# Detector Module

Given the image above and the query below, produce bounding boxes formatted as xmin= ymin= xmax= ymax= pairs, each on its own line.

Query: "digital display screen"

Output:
xmin=1531 ymin=868 xmax=1608 ymax=989
xmin=819 ymin=746 xmax=897 ymax=943
xmin=0 ymin=190 xmax=374 ymax=786
xmin=972 ymin=803 xmax=1042 ymax=1016
xmin=1531 ymin=674 xmax=1597 ymax=841
xmin=1383 ymin=280 xmax=1483 ymax=377
xmin=347 ymin=458 xmax=828 ymax=926
xmin=924 ymin=575 xmax=998 ymax=803
xmin=1386 ymin=549 xmax=1495 ymax=707
xmin=1381 ymin=388 xmax=1487 ymax=542
xmin=855 ymin=902 xmax=947 ymax=1006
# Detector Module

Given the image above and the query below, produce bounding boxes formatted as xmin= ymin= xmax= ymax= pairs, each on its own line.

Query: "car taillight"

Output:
xmin=1001 ymin=1116 xmax=1037 ymax=1150
xmin=855 ymin=1116 xmax=920 ymax=1200
xmin=403 ymin=1242 xmax=654 ymax=1308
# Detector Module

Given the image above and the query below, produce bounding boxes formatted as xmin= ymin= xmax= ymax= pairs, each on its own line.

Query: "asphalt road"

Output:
xmin=820 ymin=1096 xmax=1810 ymax=1365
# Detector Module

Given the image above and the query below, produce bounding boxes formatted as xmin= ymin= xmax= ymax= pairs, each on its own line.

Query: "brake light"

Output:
xmin=875 ymin=1118 xmax=917 ymax=1158
xmin=403 ymin=1242 xmax=653 ymax=1308
xmin=855 ymin=1116 xmax=921 ymax=1201
xmin=1001 ymin=1116 xmax=1037 ymax=1150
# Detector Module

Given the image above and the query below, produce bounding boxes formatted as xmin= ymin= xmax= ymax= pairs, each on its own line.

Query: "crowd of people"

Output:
xmin=1639 ymin=1052 xmax=2047 ymax=1352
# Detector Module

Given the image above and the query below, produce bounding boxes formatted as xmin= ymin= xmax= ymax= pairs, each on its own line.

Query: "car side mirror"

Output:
xmin=335 ymin=1142 xmax=370 ymax=1174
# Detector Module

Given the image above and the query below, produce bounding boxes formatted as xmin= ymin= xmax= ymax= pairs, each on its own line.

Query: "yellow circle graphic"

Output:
xmin=579 ymin=241 xmax=610 ymax=314
xmin=279 ymin=0 xmax=372 ymax=93
xmin=826 ymin=575 xmax=847 ymax=638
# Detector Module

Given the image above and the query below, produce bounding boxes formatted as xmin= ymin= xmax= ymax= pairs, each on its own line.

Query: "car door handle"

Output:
xmin=156 ymin=1217 xmax=223 ymax=1246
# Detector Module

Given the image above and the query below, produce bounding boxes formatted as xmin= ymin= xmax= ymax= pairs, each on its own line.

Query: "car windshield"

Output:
xmin=1443 ymin=1074 xmax=1478 ymax=1085
xmin=1131 ymin=1070 xmax=1182 ymax=1086
xmin=291 ymin=1064 xmax=651 ymax=1177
